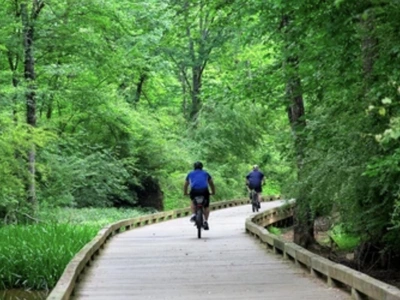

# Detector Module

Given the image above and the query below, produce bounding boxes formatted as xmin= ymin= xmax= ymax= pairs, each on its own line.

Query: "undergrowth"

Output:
xmin=0 ymin=208 xmax=148 ymax=290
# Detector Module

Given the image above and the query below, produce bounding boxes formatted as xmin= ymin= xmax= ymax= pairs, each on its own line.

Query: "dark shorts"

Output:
xmin=190 ymin=188 xmax=210 ymax=208
xmin=248 ymin=183 xmax=262 ymax=193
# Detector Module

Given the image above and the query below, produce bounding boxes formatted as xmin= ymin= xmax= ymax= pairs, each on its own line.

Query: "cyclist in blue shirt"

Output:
xmin=184 ymin=161 xmax=215 ymax=230
xmin=246 ymin=165 xmax=265 ymax=208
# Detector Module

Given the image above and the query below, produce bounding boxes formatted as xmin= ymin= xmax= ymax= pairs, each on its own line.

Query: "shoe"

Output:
xmin=190 ymin=214 xmax=196 ymax=222
xmin=203 ymin=221 xmax=209 ymax=230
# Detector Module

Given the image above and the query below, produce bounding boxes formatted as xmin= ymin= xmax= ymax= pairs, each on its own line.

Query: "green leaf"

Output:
xmin=334 ymin=0 xmax=345 ymax=7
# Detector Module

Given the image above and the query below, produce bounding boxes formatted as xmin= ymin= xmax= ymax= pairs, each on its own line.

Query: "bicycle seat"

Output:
xmin=194 ymin=196 xmax=204 ymax=204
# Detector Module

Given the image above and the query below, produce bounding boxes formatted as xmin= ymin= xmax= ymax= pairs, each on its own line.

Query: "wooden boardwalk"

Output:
xmin=74 ymin=200 xmax=349 ymax=299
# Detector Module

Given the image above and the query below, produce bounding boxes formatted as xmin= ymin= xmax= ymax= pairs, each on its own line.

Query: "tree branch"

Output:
xmin=32 ymin=0 xmax=45 ymax=20
xmin=7 ymin=51 xmax=16 ymax=71
xmin=14 ymin=0 xmax=21 ymax=17
xmin=20 ymin=211 xmax=41 ymax=223
xmin=168 ymin=53 xmax=193 ymax=92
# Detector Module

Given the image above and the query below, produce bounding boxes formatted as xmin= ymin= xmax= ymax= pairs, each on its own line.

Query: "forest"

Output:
xmin=1 ymin=0 xmax=400 ymax=293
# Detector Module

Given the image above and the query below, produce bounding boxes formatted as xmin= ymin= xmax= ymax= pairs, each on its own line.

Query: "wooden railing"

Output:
xmin=245 ymin=200 xmax=400 ymax=300
xmin=47 ymin=195 xmax=279 ymax=300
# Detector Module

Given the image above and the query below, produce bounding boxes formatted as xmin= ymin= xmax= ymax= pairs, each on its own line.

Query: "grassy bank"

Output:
xmin=0 ymin=224 xmax=98 ymax=289
xmin=0 ymin=208 xmax=148 ymax=290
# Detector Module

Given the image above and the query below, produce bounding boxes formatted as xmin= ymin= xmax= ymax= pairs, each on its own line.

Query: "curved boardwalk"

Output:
xmin=74 ymin=200 xmax=349 ymax=299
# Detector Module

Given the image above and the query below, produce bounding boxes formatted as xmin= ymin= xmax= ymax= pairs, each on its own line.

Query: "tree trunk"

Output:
xmin=134 ymin=73 xmax=147 ymax=107
xmin=46 ymin=98 xmax=53 ymax=119
xmin=21 ymin=1 xmax=42 ymax=207
xmin=354 ymin=5 xmax=381 ymax=266
xmin=361 ymin=10 xmax=378 ymax=93
xmin=7 ymin=51 xmax=19 ymax=122
xmin=282 ymin=15 xmax=314 ymax=248
xmin=286 ymin=70 xmax=314 ymax=248
xmin=179 ymin=68 xmax=188 ymax=117
xmin=184 ymin=0 xmax=203 ymax=121
xmin=190 ymin=66 xmax=202 ymax=120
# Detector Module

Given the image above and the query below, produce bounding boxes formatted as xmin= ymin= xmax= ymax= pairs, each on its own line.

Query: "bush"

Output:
xmin=38 ymin=139 xmax=133 ymax=208
xmin=329 ymin=225 xmax=360 ymax=251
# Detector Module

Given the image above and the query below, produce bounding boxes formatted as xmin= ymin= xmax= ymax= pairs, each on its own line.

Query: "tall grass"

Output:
xmin=1 ymin=208 xmax=148 ymax=290
xmin=37 ymin=207 xmax=149 ymax=227
xmin=0 ymin=224 xmax=97 ymax=289
xmin=329 ymin=225 xmax=360 ymax=251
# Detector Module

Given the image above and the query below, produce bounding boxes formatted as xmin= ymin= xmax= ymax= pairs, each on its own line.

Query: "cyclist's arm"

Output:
xmin=260 ymin=172 xmax=265 ymax=185
xmin=208 ymin=178 xmax=216 ymax=195
xmin=183 ymin=180 xmax=189 ymax=195
xmin=245 ymin=173 xmax=251 ymax=186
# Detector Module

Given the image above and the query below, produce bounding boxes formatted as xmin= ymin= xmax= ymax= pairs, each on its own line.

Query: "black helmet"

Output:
xmin=193 ymin=161 xmax=203 ymax=170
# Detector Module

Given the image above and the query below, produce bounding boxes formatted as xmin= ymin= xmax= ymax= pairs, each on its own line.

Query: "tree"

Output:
xmin=280 ymin=12 xmax=314 ymax=247
xmin=21 ymin=0 xmax=45 ymax=208
xmin=163 ymin=0 xmax=235 ymax=120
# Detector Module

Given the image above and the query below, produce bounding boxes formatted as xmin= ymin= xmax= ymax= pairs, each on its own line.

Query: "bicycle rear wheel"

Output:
xmin=196 ymin=209 xmax=203 ymax=239
xmin=252 ymin=192 xmax=259 ymax=212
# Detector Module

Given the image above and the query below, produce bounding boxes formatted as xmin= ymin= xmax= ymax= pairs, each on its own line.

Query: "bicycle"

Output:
xmin=249 ymin=189 xmax=259 ymax=213
xmin=193 ymin=196 xmax=206 ymax=238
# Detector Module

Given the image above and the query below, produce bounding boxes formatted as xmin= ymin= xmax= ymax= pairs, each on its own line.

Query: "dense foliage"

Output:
xmin=1 ymin=0 xmax=400 ymax=278
xmin=0 ymin=0 xmax=285 ymax=220
xmin=253 ymin=0 xmax=400 ymax=264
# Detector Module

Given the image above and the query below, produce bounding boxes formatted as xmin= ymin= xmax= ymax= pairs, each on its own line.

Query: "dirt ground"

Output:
xmin=279 ymin=228 xmax=400 ymax=289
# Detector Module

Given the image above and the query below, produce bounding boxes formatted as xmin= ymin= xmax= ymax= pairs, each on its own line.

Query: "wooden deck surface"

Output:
xmin=74 ymin=200 xmax=349 ymax=299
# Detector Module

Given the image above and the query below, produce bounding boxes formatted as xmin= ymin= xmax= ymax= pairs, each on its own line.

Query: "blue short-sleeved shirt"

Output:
xmin=186 ymin=170 xmax=211 ymax=190
xmin=246 ymin=170 xmax=264 ymax=186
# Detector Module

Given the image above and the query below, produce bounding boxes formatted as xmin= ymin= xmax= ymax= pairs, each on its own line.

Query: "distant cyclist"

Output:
xmin=184 ymin=161 xmax=216 ymax=230
xmin=245 ymin=165 xmax=265 ymax=208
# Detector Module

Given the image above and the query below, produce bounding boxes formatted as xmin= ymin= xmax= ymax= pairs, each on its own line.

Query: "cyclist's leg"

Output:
xmin=203 ymin=189 xmax=210 ymax=221
xmin=204 ymin=207 xmax=210 ymax=220
xmin=203 ymin=206 xmax=210 ymax=230
xmin=189 ymin=190 xmax=197 ymax=221
xmin=202 ymin=189 xmax=210 ymax=230
xmin=248 ymin=183 xmax=254 ymax=200
xmin=255 ymin=185 xmax=262 ymax=207
xmin=190 ymin=200 xmax=196 ymax=214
